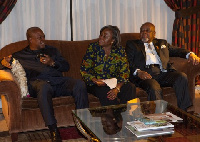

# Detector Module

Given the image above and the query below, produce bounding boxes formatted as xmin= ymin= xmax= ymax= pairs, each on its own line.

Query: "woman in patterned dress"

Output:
xmin=80 ymin=25 xmax=136 ymax=106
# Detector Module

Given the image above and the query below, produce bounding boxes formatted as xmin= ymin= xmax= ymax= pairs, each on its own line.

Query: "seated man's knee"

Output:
xmin=125 ymin=82 xmax=136 ymax=89
xmin=74 ymin=79 xmax=86 ymax=90
xmin=148 ymin=84 xmax=162 ymax=97
xmin=178 ymin=72 xmax=187 ymax=81
xmin=147 ymin=80 xmax=161 ymax=92
xmin=128 ymin=82 xmax=136 ymax=94
xmin=130 ymin=83 xmax=137 ymax=99
xmin=37 ymin=81 xmax=53 ymax=98
xmin=173 ymin=72 xmax=188 ymax=86
xmin=146 ymin=80 xmax=162 ymax=100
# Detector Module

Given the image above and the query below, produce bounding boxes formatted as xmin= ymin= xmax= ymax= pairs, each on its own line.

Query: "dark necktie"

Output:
xmin=148 ymin=43 xmax=152 ymax=50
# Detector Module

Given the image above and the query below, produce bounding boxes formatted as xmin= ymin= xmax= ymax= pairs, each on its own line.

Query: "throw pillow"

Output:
xmin=11 ymin=58 xmax=29 ymax=98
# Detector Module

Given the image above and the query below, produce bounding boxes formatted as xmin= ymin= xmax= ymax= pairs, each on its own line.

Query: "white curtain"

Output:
xmin=0 ymin=0 xmax=71 ymax=49
xmin=72 ymin=0 xmax=175 ymax=42
xmin=0 ymin=0 xmax=174 ymax=49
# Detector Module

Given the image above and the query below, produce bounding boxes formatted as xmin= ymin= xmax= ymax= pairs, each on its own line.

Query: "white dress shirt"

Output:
xmin=144 ymin=42 xmax=161 ymax=65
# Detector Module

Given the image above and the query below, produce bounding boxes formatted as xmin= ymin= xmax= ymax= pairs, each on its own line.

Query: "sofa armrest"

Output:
xmin=186 ymin=60 xmax=200 ymax=104
xmin=170 ymin=57 xmax=200 ymax=104
xmin=0 ymin=70 xmax=22 ymax=132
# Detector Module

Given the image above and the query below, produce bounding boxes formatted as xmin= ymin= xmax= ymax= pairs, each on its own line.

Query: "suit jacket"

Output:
xmin=125 ymin=38 xmax=189 ymax=82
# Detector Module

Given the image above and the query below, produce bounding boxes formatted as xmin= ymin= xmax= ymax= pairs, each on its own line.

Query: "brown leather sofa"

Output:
xmin=0 ymin=33 xmax=199 ymax=141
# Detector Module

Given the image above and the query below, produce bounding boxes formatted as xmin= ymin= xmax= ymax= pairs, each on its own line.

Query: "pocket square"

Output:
xmin=161 ymin=45 xmax=166 ymax=49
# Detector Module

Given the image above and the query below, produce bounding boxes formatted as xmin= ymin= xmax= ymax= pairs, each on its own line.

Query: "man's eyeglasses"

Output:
xmin=140 ymin=29 xmax=154 ymax=33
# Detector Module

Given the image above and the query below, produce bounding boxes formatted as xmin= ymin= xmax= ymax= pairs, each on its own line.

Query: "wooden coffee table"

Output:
xmin=72 ymin=100 xmax=200 ymax=142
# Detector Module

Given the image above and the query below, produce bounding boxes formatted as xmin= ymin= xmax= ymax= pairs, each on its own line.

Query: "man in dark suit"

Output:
xmin=125 ymin=22 xmax=199 ymax=111
xmin=0 ymin=27 xmax=89 ymax=142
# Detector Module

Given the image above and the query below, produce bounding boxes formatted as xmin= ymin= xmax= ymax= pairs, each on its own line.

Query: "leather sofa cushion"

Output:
xmin=22 ymin=94 xmax=100 ymax=109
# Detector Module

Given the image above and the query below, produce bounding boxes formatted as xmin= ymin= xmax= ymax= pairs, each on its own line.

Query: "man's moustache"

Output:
xmin=142 ymin=38 xmax=149 ymax=43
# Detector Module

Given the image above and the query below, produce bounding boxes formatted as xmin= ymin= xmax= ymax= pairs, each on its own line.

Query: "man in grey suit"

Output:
xmin=125 ymin=22 xmax=199 ymax=111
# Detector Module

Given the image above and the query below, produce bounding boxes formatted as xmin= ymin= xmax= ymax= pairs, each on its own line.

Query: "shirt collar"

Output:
xmin=144 ymin=42 xmax=153 ymax=45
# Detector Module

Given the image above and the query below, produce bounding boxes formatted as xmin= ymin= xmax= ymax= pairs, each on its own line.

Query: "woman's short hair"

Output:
xmin=100 ymin=25 xmax=121 ymax=49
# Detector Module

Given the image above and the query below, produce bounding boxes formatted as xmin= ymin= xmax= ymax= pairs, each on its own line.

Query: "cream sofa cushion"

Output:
xmin=11 ymin=58 xmax=29 ymax=98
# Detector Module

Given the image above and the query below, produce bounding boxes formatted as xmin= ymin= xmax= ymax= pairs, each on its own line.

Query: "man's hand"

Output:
xmin=137 ymin=70 xmax=152 ymax=80
xmin=40 ymin=54 xmax=55 ymax=66
xmin=1 ymin=55 xmax=12 ymax=69
xmin=188 ymin=53 xmax=200 ymax=65
xmin=92 ymin=78 xmax=106 ymax=86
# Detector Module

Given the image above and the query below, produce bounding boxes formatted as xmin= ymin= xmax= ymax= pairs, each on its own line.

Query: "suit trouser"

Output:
xmin=87 ymin=82 xmax=136 ymax=106
xmin=136 ymin=70 xmax=192 ymax=110
xmin=30 ymin=78 xmax=89 ymax=126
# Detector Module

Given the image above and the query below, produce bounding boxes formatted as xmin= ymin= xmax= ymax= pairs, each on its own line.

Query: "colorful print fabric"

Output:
xmin=80 ymin=42 xmax=130 ymax=86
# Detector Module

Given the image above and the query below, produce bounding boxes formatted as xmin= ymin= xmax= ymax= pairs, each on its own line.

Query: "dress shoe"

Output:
xmin=50 ymin=128 xmax=62 ymax=142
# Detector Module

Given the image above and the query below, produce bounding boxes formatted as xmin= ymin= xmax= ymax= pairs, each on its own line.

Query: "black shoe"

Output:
xmin=50 ymin=128 xmax=62 ymax=142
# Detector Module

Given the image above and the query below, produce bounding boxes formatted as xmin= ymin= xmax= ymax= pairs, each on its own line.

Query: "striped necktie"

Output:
xmin=147 ymin=43 xmax=154 ymax=55
xmin=148 ymin=43 xmax=152 ymax=50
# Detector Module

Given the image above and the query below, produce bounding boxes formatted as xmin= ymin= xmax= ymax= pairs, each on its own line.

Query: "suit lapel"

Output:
xmin=137 ymin=40 xmax=146 ymax=58
xmin=152 ymin=39 xmax=160 ymax=56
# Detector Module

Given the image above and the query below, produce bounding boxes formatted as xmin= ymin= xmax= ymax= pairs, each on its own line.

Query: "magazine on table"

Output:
xmin=127 ymin=119 xmax=174 ymax=131
xmin=126 ymin=112 xmax=182 ymax=131
xmin=144 ymin=112 xmax=183 ymax=122
xmin=125 ymin=125 xmax=174 ymax=138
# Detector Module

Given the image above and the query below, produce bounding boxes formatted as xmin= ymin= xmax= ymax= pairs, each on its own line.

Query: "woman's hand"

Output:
xmin=92 ymin=78 xmax=106 ymax=86
xmin=107 ymin=88 xmax=119 ymax=100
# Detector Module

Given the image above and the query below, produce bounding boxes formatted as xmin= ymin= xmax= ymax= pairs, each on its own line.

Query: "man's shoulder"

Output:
xmin=153 ymin=38 xmax=168 ymax=44
xmin=126 ymin=39 xmax=142 ymax=48
xmin=45 ymin=45 xmax=57 ymax=49
xmin=44 ymin=45 xmax=60 ymax=52
xmin=127 ymin=39 xmax=141 ymax=43
xmin=13 ymin=46 xmax=29 ymax=56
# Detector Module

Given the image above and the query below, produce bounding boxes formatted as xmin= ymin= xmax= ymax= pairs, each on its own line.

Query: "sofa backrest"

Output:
xmin=0 ymin=33 xmax=140 ymax=80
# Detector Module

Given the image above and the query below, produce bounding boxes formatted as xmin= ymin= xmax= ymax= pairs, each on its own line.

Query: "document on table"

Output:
xmin=144 ymin=112 xmax=183 ymax=122
xmin=102 ymin=78 xmax=117 ymax=89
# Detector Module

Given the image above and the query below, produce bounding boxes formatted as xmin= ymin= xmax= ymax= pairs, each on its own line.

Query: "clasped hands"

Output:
xmin=92 ymin=78 xmax=119 ymax=100
xmin=39 ymin=54 xmax=55 ymax=66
